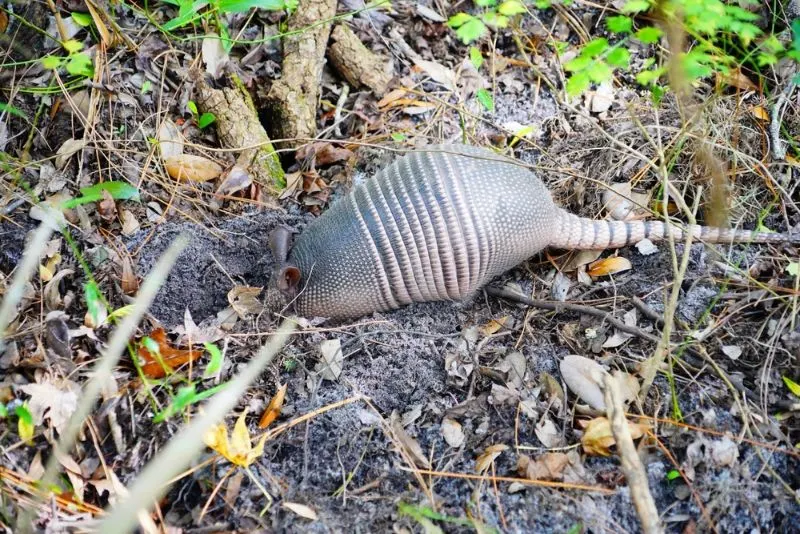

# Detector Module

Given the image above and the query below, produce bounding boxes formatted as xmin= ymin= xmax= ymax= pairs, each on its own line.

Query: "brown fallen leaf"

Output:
xmin=390 ymin=412 xmax=431 ymax=469
xmin=97 ymin=189 xmax=117 ymax=223
xmin=475 ymin=444 xmax=508 ymax=473
xmin=137 ymin=328 xmax=201 ymax=379
xmin=587 ymin=256 xmax=632 ymax=277
xmin=258 ymin=383 xmax=288 ymax=429
xmin=227 ymin=285 xmax=263 ymax=318
xmin=282 ymin=502 xmax=318 ymax=521
xmin=164 ymin=154 xmax=224 ymax=182
xmin=560 ymin=355 xmax=608 ymax=410
xmin=716 ymin=68 xmax=757 ymax=92
xmin=580 ymin=416 xmax=647 ymax=456
xmin=518 ymin=452 xmax=570 ymax=481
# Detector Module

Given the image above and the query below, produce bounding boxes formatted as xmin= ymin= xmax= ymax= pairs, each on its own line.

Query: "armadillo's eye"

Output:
xmin=278 ymin=265 xmax=301 ymax=294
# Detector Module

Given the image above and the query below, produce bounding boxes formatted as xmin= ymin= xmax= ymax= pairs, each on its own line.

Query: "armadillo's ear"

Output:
xmin=277 ymin=264 xmax=301 ymax=295
xmin=269 ymin=225 xmax=294 ymax=264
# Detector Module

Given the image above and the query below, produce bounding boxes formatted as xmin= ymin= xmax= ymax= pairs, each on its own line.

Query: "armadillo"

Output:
xmin=274 ymin=144 xmax=797 ymax=319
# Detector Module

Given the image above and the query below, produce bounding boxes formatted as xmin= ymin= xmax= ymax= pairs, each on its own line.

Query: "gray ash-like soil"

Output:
xmin=129 ymin=207 xmax=800 ymax=533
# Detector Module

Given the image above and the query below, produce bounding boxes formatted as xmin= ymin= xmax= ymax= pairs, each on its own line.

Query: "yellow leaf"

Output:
xmin=204 ymin=410 xmax=267 ymax=467
xmin=479 ymin=316 xmax=509 ymax=336
xmin=581 ymin=416 xmax=647 ymax=456
xmin=259 ymin=383 xmax=287 ymax=429
xmin=587 ymin=256 xmax=632 ymax=277
xmin=163 ymin=154 xmax=223 ymax=182
xmin=751 ymin=105 xmax=769 ymax=121
xmin=18 ymin=415 xmax=34 ymax=444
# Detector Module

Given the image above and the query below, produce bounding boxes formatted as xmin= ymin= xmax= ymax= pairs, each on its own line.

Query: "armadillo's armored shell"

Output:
xmin=287 ymin=144 xmax=558 ymax=319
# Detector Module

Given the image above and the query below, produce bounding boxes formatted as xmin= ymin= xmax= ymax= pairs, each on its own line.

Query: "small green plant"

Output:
xmin=160 ymin=0 xmax=297 ymax=51
xmin=447 ymin=0 xmax=527 ymax=45
xmin=40 ymin=39 xmax=94 ymax=78
xmin=187 ymin=100 xmax=216 ymax=129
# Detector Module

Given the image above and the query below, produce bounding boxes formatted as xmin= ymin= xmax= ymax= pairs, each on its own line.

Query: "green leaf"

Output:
xmin=203 ymin=342 xmax=224 ymax=377
xmin=475 ymin=0 xmax=497 ymax=6
xmin=786 ymin=262 xmax=800 ymax=277
xmin=566 ymin=71 xmax=591 ymax=96
xmin=63 ymin=181 xmax=140 ymax=208
xmin=666 ymin=469 xmax=681 ymax=481
xmin=107 ymin=304 xmax=134 ymax=323
xmin=187 ymin=100 xmax=199 ymax=115
xmin=0 ymin=403 xmax=7 ymax=418
xmin=153 ymin=385 xmax=198 ymax=423
xmin=606 ymin=47 xmax=630 ymax=68
xmin=41 ymin=56 xmax=62 ymax=70
xmin=141 ymin=336 xmax=160 ymax=357
xmin=635 ymin=26 xmax=662 ymax=44
xmin=454 ymin=18 xmax=487 ymax=44
xmin=582 ymin=37 xmax=609 ymax=57
xmin=16 ymin=405 xmax=34 ymax=443
xmin=606 ymin=15 xmax=632 ymax=33
xmin=783 ymin=375 xmax=800 ymax=398
xmin=585 ymin=61 xmax=612 ymax=83
xmin=469 ymin=46 xmax=484 ymax=70
xmin=163 ymin=6 xmax=204 ymax=31
xmin=71 ymin=12 xmax=93 ymax=27
xmin=563 ymin=55 xmax=591 ymax=72
xmin=482 ymin=12 xmax=509 ymax=28
xmin=217 ymin=0 xmax=286 ymax=14
xmin=650 ymin=84 xmax=665 ymax=105
xmin=635 ymin=67 xmax=664 ymax=85
xmin=476 ymin=88 xmax=494 ymax=111
xmin=62 ymin=39 xmax=83 ymax=53
xmin=534 ymin=0 xmax=551 ymax=8
xmin=0 ymin=101 xmax=27 ymax=120
xmin=198 ymin=112 xmax=216 ymax=129
xmin=447 ymin=12 xmax=474 ymax=28
xmin=391 ymin=132 xmax=406 ymax=142
xmin=621 ymin=0 xmax=650 ymax=13
xmin=66 ymin=53 xmax=94 ymax=77
xmin=498 ymin=0 xmax=526 ymax=16
xmin=792 ymin=19 xmax=800 ymax=52
xmin=84 ymin=281 xmax=104 ymax=326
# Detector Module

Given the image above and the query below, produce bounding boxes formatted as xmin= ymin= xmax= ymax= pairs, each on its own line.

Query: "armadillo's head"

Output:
xmin=269 ymin=208 xmax=384 ymax=321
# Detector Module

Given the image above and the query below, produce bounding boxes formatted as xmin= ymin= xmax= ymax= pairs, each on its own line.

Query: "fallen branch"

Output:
xmin=328 ymin=24 xmax=393 ymax=96
xmin=265 ymin=0 xmax=338 ymax=149
xmin=603 ymin=374 xmax=663 ymax=534
xmin=195 ymin=75 xmax=285 ymax=192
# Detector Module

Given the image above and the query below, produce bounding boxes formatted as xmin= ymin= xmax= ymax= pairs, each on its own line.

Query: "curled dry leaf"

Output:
xmin=316 ymin=338 xmax=343 ymax=381
xmin=97 ymin=189 xmax=117 ymax=222
xmin=55 ymin=138 xmax=87 ymax=169
xmin=202 ymin=32 xmax=229 ymax=78
xmin=282 ymin=502 xmax=318 ymax=521
xmin=136 ymin=328 xmax=201 ymax=378
xmin=44 ymin=269 xmax=74 ymax=310
xmin=120 ymin=255 xmax=139 ymax=295
xmin=227 ymin=285 xmax=263 ymax=318
xmin=560 ymin=249 xmax=603 ymax=273
xmin=19 ymin=377 xmax=81 ymax=435
xmin=157 ymin=118 xmax=184 ymax=159
xmin=475 ymin=444 xmax=508 ymax=473
xmin=603 ymin=182 xmax=650 ymax=221
xmin=580 ymin=416 xmax=648 ymax=457
xmin=120 ymin=209 xmax=140 ymax=236
xmin=258 ymin=383 xmax=287 ymax=429
xmin=441 ymin=417 xmax=465 ymax=448
xmin=535 ymin=415 xmax=564 ymax=448
xmin=587 ymin=256 xmax=632 ymax=277
xmin=390 ymin=412 xmax=431 ymax=469
xmin=164 ymin=154 xmax=224 ymax=182
xmin=560 ymin=355 xmax=608 ymax=410
xmin=216 ymin=165 xmax=252 ymax=196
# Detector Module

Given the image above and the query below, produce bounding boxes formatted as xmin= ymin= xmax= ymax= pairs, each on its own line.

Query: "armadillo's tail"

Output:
xmin=548 ymin=209 xmax=800 ymax=250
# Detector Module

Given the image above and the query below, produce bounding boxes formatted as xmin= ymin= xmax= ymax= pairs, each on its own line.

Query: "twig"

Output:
xmin=486 ymin=287 xmax=662 ymax=344
xmin=603 ymin=374 xmax=663 ymax=534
